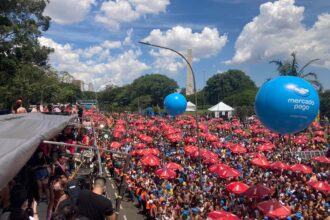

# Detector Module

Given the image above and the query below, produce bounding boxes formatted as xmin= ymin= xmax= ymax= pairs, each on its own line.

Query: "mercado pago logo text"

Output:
xmin=287 ymin=98 xmax=315 ymax=111
xmin=286 ymin=84 xmax=314 ymax=111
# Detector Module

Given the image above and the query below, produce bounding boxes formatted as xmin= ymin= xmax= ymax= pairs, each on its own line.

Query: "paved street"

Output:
xmin=105 ymin=173 xmax=144 ymax=220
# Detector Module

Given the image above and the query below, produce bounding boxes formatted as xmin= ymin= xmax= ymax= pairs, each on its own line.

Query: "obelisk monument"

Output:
xmin=185 ymin=49 xmax=194 ymax=96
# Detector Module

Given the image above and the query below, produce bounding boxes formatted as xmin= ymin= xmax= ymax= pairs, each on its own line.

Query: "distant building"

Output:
xmin=186 ymin=49 xmax=194 ymax=96
xmin=88 ymin=82 xmax=94 ymax=92
xmin=72 ymin=80 xmax=84 ymax=91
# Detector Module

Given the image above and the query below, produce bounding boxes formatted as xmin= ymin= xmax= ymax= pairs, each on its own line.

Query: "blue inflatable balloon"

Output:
xmin=255 ymin=76 xmax=319 ymax=134
xmin=164 ymin=93 xmax=187 ymax=116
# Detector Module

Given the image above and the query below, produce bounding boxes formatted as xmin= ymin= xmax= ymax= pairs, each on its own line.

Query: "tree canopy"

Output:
xmin=204 ymin=69 xmax=256 ymax=105
xmin=270 ymin=52 xmax=322 ymax=90
xmin=0 ymin=0 xmax=86 ymax=109
xmin=98 ymin=74 xmax=178 ymax=112
xmin=320 ymin=90 xmax=330 ymax=119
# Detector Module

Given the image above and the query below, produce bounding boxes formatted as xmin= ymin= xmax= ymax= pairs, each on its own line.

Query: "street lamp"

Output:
xmin=139 ymin=41 xmax=203 ymax=185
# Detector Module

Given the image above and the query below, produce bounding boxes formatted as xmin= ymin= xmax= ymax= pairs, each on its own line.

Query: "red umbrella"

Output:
xmin=207 ymin=210 xmax=240 ymax=220
xmin=184 ymin=145 xmax=198 ymax=155
xmin=163 ymin=162 xmax=183 ymax=170
xmin=312 ymin=137 xmax=326 ymax=143
xmin=257 ymin=143 xmax=275 ymax=151
xmin=141 ymin=155 xmax=160 ymax=166
xmin=257 ymin=200 xmax=291 ymax=219
xmin=207 ymin=134 xmax=219 ymax=142
xmin=248 ymin=152 xmax=265 ymax=158
xmin=307 ymin=181 xmax=330 ymax=192
xmin=134 ymin=143 xmax=147 ymax=149
xmin=314 ymin=130 xmax=325 ymax=136
xmin=191 ymin=148 xmax=209 ymax=158
xmin=250 ymin=157 xmax=270 ymax=168
xmin=270 ymin=161 xmax=290 ymax=170
xmin=290 ymin=164 xmax=313 ymax=174
xmin=155 ymin=168 xmax=176 ymax=179
xmin=217 ymin=168 xmax=241 ymax=179
xmin=142 ymin=148 xmax=160 ymax=156
xmin=293 ymin=137 xmax=308 ymax=145
xmin=113 ymin=132 xmax=122 ymax=139
xmin=312 ymin=156 xmax=330 ymax=164
xmin=185 ymin=137 xmax=196 ymax=144
xmin=230 ymin=144 xmax=247 ymax=153
xmin=136 ymin=125 xmax=145 ymax=131
xmin=226 ymin=182 xmax=249 ymax=194
xmin=129 ymin=150 xmax=137 ymax=156
xmin=110 ymin=141 xmax=122 ymax=149
xmin=121 ymin=138 xmax=133 ymax=144
xmin=244 ymin=183 xmax=273 ymax=198
xmin=203 ymin=157 xmax=219 ymax=164
xmin=212 ymin=142 xmax=222 ymax=148
xmin=138 ymin=134 xmax=153 ymax=143
xmin=149 ymin=127 xmax=160 ymax=133
xmin=209 ymin=163 xmax=231 ymax=173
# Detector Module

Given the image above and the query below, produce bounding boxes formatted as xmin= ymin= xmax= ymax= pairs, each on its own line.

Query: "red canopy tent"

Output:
xmin=257 ymin=200 xmax=291 ymax=219
xmin=257 ymin=143 xmax=275 ymax=151
xmin=207 ymin=210 xmax=240 ymax=220
xmin=226 ymin=181 xmax=249 ymax=194
xmin=250 ymin=157 xmax=270 ymax=168
xmin=155 ymin=168 xmax=176 ymax=179
xmin=163 ymin=162 xmax=183 ymax=170
xmin=184 ymin=145 xmax=198 ymax=155
xmin=312 ymin=137 xmax=326 ymax=143
xmin=110 ymin=141 xmax=122 ymax=149
xmin=141 ymin=155 xmax=160 ymax=166
xmin=216 ymin=168 xmax=241 ymax=179
xmin=244 ymin=183 xmax=273 ymax=198
xmin=230 ymin=144 xmax=247 ymax=154
xmin=203 ymin=157 xmax=219 ymax=164
xmin=134 ymin=143 xmax=147 ymax=149
xmin=209 ymin=163 xmax=231 ymax=173
xmin=185 ymin=137 xmax=196 ymax=144
xmin=290 ymin=164 xmax=313 ymax=174
xmin=307 ymin=181 xmax=330 ymax=192
xmin=312 ymin=156 xmax=330 ymax=164
xmin=270 ymin=161 xmax=290 ymax=170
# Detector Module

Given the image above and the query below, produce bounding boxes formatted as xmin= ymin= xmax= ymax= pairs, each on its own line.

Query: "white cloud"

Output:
xmin=142 ymin=26 xmax=228 ymax=74
xmin=39 ymin=37 xmax=149 ymax=88
xmin=101 ymin=40 xmax=122 ymax=49
xmin=44 ymin=0 xmax=95 ymax=25
xmin=95 ymin=0 xmax=170 ymax=29
xmin=123 ymin=28 xmax=134 ymax=46
xmin=227 ymin=0 xmax=330 ymax=69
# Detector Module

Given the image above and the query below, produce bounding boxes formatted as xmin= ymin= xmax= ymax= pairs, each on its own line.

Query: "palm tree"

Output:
xmin=270 ymin=52 xmax=322 ymax=90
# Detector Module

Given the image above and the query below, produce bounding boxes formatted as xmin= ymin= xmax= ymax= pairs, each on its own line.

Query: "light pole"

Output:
xmin=139 ymin=41 xmax=203 ymax=186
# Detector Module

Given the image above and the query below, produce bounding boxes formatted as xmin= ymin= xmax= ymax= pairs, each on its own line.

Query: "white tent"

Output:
xmin=208 ymin=102 xmax=234 ymax=118
xmin=186 ymin=101 xmax=196 ymax=112
xmin=0 ymin=113 xmax=76 ymax=190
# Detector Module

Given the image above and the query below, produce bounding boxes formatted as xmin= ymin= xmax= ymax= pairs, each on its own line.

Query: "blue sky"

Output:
xmin=40 ymin=0 xmax=330 ymax=91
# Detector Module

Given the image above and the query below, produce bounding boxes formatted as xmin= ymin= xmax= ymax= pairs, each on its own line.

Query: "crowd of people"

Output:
xmin=0 ymin=104 xmax=114 ymax=220
xmin=95 ymin=110 xmax=329 ymax=220
xmin=1 ymin=104 xmax=329 ymax=220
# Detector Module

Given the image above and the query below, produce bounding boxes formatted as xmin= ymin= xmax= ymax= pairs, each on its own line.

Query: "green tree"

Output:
xmin=223 ymin=88 xmax=258 ymax=107
xmin=130 ymin=74 xmax=178 ymax=107
xmin=270 ymin=52 xmax=322 ymax=90
xmin=204 ymin=69 xmax=256 ymax=105
xmin=0 ymin=0 xmax=52 ymax=108
xmin=320 ymin=90 xmax=330 ymax=119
